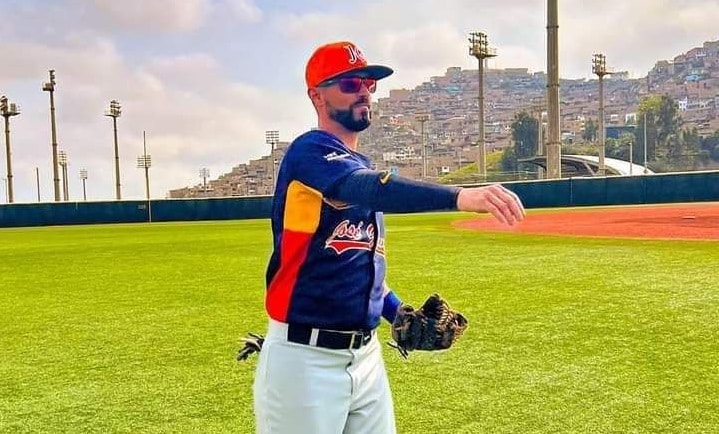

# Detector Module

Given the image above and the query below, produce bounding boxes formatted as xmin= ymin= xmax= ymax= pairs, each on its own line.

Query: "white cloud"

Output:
xmin=0 ymin=35 xmax=311 ymax=202
xmin=276 ymin=0 xmax=719 ymax=86
xmin=88 ymin=0 xmax=210 ymax=33
xmin=224 ymin=0 xmax=263 ymax=23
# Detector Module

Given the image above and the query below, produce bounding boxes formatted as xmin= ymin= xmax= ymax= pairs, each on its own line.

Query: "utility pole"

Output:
xmin=42 ymin=70 xmax=61 ymax=201
xmin=592 ymin=53 xmax=610 ymax=176
xmin=104 ymin=100 xmax=122 ymax=200
xmin=546 ymin=0 xmax=562 ymax=179
xmin=416 ymin=114 xmax=430 ymax=179
xmin=1 ymin=96 xmax=20 ymax=203
xmin=469 ymin=31 xmax=497 ymax=179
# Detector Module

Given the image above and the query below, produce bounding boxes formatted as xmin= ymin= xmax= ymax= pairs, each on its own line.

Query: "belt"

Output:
xmin=287 ymin=324 xmax=374 ymax=350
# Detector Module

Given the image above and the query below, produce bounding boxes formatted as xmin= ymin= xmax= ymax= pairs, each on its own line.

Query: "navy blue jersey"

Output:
xmin=265 ymin=130 xmax=386 ymax=331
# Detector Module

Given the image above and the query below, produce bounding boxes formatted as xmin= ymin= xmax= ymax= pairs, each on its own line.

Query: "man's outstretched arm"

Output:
xmin=330 ymin=169 xmax=525 ymax=225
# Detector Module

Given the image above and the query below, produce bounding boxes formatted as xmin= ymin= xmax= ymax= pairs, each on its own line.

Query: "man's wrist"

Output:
xmin=382 ymin=291 xmax=402 ymax=323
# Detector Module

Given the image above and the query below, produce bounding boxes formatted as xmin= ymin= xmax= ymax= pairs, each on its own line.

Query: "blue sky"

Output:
xmin=1 ymin=0 xmax=718 ymax=202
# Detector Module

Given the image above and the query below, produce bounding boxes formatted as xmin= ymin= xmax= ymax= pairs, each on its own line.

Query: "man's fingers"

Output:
xmin=503 ymin=188 xmax=526 ymax=218
xmin=484 ymin=200 xmax=508 ymax=225
xmin=491 ymin=186 xmax=525 ymax=224
xmin=485 ymin=188 xmax=521 ymax=225
xmin=485 ymin=192 xmax=513 ymax=225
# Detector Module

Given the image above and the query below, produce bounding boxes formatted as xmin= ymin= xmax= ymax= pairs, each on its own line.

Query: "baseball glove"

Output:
xmin=236 ymin=332 xmax=265 ymax=361
xmin=390 ymin=293 xmax=468 ymax=358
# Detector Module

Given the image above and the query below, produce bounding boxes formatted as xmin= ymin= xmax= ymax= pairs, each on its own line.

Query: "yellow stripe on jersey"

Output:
xmin=284 ymin=180 xmax=323 ymax=233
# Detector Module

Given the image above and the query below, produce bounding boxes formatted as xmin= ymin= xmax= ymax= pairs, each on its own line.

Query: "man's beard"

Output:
xmin=328 ymin=103 xmax=371 ymax=132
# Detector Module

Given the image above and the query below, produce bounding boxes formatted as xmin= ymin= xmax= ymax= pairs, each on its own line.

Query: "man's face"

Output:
xmin=318 ymin=77 xmax=375 ymax=132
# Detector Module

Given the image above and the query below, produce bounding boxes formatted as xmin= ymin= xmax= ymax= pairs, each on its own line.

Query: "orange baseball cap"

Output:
xmin=305 ymin=41 xmax=394 ymax=88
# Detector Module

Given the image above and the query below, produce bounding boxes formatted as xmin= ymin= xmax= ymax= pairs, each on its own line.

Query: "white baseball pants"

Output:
xmin=253 ymin=319 xmax=396 ymax=434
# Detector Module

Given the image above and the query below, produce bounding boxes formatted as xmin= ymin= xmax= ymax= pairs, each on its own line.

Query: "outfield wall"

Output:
xmin=1 ymin=171 xmax=717 ymax=228
xmin=505 ymin=170 xmax=719 ymax=209
xmin=0 ymin=196 xmax=272 ymax=228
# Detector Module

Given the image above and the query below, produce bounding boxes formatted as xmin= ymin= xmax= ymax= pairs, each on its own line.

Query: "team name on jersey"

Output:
xmin=325 ymin=220 xmax=381 ymax=255
xmin=323 ymin=151 xmax=351 ymax=161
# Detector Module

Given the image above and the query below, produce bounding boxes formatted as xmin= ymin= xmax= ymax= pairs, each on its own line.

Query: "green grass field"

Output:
xmin=1 ymin=212 xmax=718 ymax=433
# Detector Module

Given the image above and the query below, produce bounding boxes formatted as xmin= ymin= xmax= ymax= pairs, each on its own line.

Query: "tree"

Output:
xmin=700 ymin=131 xmax=719 ymax=161
xmin=582 ymin=118 xmax=598 ymax=142
xmin=635 ymin=96 xmax=660 ymax=163
xmin=635 ymin=95 xmax=682 ymax=165
xmin=510 ymin=111 xmax=539 ymax=159
xmin=500 ymin=146 xmax=518 ymax=172
xmin=656 ymin=95 xmax=682 ymax=148
xmin=670 ymin=127 xmax=707 ymax=170
xmin=606 ymin=133 xmax=634 ymax=161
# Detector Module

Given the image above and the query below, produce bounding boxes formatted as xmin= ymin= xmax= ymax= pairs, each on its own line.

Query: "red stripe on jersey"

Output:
xmin=266 ymin=180 xmax=323 ymax=321
xmin=266 ymin=229 xmax=313 ymax=321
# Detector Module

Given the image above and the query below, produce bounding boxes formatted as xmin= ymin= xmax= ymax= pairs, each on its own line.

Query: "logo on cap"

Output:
xmin=344 ymin=44 xmax=366 ymax=65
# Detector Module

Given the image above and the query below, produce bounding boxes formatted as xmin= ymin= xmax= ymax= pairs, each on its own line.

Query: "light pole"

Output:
xmin=58 ymin=150 xmax=69 ymax=201
xmin=644 ymin=112 xmax=649 ymax=175
xmin=592 ymin=53 xmax=610 ymax=176
xmin=80 ymin=168 xmax=88 ymax=201
xmin=35 ymin=167 xmax=41 ymax=202
xmin=42 ymin=69 xmax=61 ymax=201
xmin=469 ymin=31 xmax=497 ymax=179
xmin=104 ymin=100 xmax=122 ymax=200
xmin=415 ymin=114 xmax=430 ymax=179
xmin=265 ymin=130 xmax=279 ymax=193
xmin=1 ymin=96 xmax=20 ymax=203
xmin=546 ymin=0 xmax=561 ymax=179
xmin=533 ymin=104 xmax=545 ymax=179
xmin=137 ymin=131 xmax=152 ymax=222
xmin=199 ymin=168 xmax=210 ymax=195
xmin=629 ymin=140 xmax=633 ymax=175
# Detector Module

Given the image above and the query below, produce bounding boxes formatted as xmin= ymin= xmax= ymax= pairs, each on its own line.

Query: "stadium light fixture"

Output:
xmin=58 ymin=150 xmax=69 ymax=201
xmin=199 ymin=168 xmax=210 ymax=195
xmin=104 ymin=99 xmax=122 ymax=200
xmin=265 ymin=130 xmax=279 ymax=194
xmin=469 ymin=31 xmax=497 ymax=179
xmin=42 ymin=70 xmax=61 ymax=201
xmin=80 ymin=168 xmax=88 ymax=201
xmin=1 ymin=95 xmax=20 ymax=203
xmin=137 ymin=131 xmax=152 ymax=222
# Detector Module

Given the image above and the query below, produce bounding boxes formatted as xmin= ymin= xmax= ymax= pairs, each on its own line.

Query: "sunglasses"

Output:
xmin=319 ymin=77 xmax=377 ymax=94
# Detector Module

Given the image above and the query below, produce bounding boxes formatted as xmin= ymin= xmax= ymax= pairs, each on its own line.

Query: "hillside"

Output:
xmin=170 ymin=38 xmax=719 ymax=198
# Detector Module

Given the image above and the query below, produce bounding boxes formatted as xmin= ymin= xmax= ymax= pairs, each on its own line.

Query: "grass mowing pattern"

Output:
xmin=1 ymin=213 xmax=717 ymax=433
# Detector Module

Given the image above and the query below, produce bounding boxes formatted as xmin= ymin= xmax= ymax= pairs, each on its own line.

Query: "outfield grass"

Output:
xmin=1 ymin=212 xmax=717 ymax=433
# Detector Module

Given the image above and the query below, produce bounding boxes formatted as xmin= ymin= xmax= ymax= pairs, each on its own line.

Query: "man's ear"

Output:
xmin=308 ymin=87 xmax=323 ymax=108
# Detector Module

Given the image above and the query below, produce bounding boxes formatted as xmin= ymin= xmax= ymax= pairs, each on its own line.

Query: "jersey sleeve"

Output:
xmin=285 ymin=132 xmax=368 ymax=194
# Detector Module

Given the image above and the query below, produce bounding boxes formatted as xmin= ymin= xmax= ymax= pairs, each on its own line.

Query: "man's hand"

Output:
xmin=456 ymin=184 xmax=525 ymax=225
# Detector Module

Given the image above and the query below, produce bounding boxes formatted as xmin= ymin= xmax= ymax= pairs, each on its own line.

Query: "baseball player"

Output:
xmin=252 ymin=41 xmax=525 ymax=434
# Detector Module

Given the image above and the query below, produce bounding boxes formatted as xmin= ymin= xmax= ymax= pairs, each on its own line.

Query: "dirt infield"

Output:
xmin=455 ymin=202 xmax=719 ymax=241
